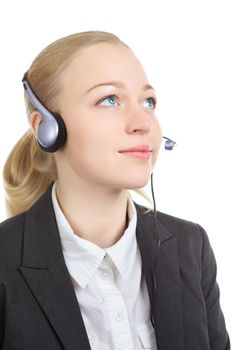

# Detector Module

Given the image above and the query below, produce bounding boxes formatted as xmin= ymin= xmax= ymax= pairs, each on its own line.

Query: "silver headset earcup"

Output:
xmin=38 ymin=119 xmax=59 ymax=148
xmin=22 ymin=74 xmax=67 ymax=153
xmin=37 ymin=113 xmax=67 ymax=153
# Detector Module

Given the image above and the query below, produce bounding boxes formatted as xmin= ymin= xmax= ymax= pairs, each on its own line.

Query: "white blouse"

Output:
xmin=52 ymin=184 xmax=157 ymax=349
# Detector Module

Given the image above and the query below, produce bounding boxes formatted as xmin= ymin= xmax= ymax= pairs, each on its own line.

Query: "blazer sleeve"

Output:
xmin=197 ymin=224 xmax=231 ymax=350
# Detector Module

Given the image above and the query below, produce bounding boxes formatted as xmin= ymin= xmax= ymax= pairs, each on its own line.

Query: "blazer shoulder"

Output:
xmin=0 ymin=212 xmax=26 ymax=235
xmin=157 ymin=210 xmax=206 ymax=239
xmin=157 ymin=210 xmax=197 ymax=227
xmin=136 ymin=202 xmax=208 ymax=250
xmin=156 ymin=210 xmax=212 ymax=260
xmin=0 ymin=212 xmax=26 ymax=263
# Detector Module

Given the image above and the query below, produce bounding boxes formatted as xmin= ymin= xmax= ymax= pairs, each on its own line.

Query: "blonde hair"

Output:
xmin=3 ymin=31 xmax=152 ymax=217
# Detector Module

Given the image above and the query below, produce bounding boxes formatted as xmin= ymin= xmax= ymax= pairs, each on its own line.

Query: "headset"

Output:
xmin=22 ymin=73 xmax=176 ymax=329
xmin=22 ymin=73 xmax=176 ymax=153
xmin=22 ymin=73 xmax=67 ymax=153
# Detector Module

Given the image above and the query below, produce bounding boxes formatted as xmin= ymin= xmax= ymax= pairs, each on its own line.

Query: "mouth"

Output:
xmin=119 ymin=151 xmax=152 ymax=160
xmin=118 ymin=144 xmax=152 ymax=159
xmin=119 ymin=144 xmax=152 ymax=152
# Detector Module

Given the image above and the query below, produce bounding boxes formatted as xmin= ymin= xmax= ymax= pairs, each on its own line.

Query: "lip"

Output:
xmin=119 ymin=145 xmax=152 ymax=160
xmin=120 ymin=151 xmax=151 ymax=159
xmin=119 ymin=144 xmax=152 ymax=152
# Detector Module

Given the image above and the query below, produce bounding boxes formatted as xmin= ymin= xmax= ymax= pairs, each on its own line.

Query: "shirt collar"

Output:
xmin=51 ymin=183 xmax=138 ymax=287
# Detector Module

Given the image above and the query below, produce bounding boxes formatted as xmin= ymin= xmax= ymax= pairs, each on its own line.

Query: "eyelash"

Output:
xmin=97 ymin=95 xmax=157 ymax=108
xmin=146 ymin=96 xmax=157 ymax=108
xmin=98 ymin=95 xmax=118 ymax=105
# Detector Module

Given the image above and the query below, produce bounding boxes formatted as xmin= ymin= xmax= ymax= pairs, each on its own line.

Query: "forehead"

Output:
xmin=62 ymin=42 xmax=148 ymax=90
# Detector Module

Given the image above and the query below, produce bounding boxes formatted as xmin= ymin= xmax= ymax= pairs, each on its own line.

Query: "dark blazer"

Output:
xmin=0 ymin=184 xmax=230 ymax=350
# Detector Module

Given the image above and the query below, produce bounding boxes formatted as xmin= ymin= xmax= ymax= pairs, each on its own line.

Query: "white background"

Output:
xmin=0 ymin=0 xmax=232 ymax=338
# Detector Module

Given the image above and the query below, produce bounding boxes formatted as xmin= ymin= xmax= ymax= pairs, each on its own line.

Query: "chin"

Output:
xmin=119 ymin=177 xmax=150 ymax=190
xmin=126 ymin=183 xmax=149 ymax=190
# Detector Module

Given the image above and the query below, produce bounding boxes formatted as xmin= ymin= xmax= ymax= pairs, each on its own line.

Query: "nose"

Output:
xmin=125 ymin=103 xmax=154 ymax=135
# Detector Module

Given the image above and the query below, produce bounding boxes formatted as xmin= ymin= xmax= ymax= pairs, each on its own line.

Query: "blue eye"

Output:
xmin=144 ymin=97 xmax=156 ymax=109
xmin=99 ymin=96 xmax=118 ymax=106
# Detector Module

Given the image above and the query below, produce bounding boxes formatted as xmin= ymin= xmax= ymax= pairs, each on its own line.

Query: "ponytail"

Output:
xmin=3 ymin=130 xmax=57 ymax=217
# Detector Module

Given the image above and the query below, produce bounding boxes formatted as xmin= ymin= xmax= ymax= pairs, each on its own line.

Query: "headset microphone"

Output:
xmin=163 ymin=136 xmax=176 ymax=150
xmin=150 ymin=135 xmax=176 ymax=329
xmin=150 ymin=135 xmax=176 ymax=251
xmin=22 ymin=73 xmax=67 ymax=153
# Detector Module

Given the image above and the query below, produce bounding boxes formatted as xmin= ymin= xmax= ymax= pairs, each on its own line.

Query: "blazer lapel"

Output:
xmin=19 ymin=184 xmax=91 ymax=350
xmin=135 ymin=204 xmax=184 ymax=350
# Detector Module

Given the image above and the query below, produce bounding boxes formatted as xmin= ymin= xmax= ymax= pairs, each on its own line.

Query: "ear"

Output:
xmin=29 ymin=111 xmax=42 ymax=137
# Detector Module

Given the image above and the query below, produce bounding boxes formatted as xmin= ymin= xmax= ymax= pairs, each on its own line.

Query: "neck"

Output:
xmin=55 ymin=178 xmax=129 ymax=248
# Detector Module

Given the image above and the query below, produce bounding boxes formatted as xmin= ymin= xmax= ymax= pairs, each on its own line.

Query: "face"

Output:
xmin=56 ymin=42 xmax=162 ymax=190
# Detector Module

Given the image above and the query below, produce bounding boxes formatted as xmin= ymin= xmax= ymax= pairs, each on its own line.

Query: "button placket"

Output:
xmin=95 ymin=256 xmax=134 ymax=349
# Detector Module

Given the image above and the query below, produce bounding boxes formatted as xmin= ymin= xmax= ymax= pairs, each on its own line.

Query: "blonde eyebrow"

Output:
xmin=86 ymin=81 xmax=155 ymax=94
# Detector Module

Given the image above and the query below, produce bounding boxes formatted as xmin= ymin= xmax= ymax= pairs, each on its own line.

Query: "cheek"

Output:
xmin=63 ymin=117 xmax=117 ymax=171
xmin=69 ymin=119 xmax=114 ymax=151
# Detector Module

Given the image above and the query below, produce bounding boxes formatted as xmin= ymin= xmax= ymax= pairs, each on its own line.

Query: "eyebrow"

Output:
xmin=85 ymin=81 xmax=155 ymax=94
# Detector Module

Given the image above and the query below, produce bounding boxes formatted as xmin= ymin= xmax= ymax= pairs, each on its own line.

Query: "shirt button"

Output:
xmin=99 ymin=270 xmax=109 ymax=279
xmin=115 ymin=312 xmax=125 ymax=321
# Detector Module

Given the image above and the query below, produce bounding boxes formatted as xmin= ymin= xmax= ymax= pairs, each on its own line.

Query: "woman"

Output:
xmin=0 ymin=31 xmax=230 ymax=349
